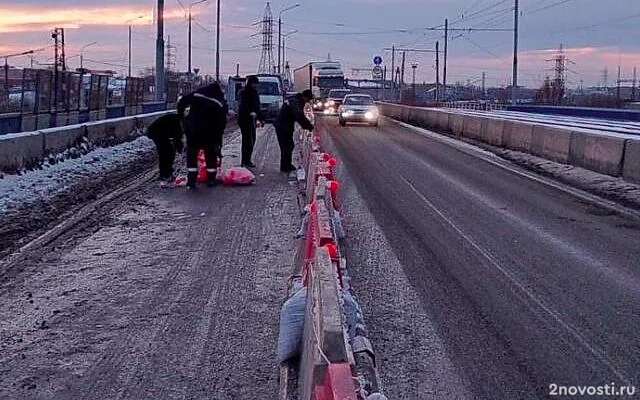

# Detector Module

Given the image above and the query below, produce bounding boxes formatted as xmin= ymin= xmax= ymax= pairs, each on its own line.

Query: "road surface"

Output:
xmin=0 ymin=126 xmax=298 ymax=400
xmin=321 ymin=116 xmax=640 ymax=399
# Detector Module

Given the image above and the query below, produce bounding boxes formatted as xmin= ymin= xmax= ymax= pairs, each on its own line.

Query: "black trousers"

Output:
xmin=153 ymin=137 xmax=176 ymax=179
xmin=186 ymin=134 xmax=220 ymax=184
xmin=240 ymin=121 xmax=257 ymax=165
xmin=276 ymin=128 xmax=295 ymax=172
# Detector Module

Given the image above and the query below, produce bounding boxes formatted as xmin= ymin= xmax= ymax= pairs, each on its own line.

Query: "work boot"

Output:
xmin=187 ymin=172 xmax=197 ymax=190
xmin=206 ymin=170 xmax=218 ymax=187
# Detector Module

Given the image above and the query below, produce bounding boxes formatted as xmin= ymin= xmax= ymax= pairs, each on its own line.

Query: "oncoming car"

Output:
xmin=323 ymin=88 xmax=352 ymax=115
xmin=338 ymin=94 xmax=379 ymax=127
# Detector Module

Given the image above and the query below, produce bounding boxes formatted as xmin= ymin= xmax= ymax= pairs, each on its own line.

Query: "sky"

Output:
xmin=0 ymin=0 xmax=639 ymax=88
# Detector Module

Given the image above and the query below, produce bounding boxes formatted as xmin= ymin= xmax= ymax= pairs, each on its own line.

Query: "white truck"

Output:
xmin=293 ymin=61 xmax=345 ymax=102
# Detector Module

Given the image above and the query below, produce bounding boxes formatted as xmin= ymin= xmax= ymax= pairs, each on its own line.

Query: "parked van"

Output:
xmin=246 ymin=74 xmax=284 ymax=122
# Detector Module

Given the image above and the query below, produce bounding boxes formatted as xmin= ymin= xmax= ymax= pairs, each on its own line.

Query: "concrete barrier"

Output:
xmin=0 ymin=110 xmax=171 ymax=172
xmin=436 ymin=111 xmax=451 ymax=133
xmin=503 ymin=120 xmax=534 ymax=153
xmin=623 ymin=139 xmax=640 ymax=183
xmin=531 ymin=125 xmax=572 ymax=163
xmin=299 ymin=247 xmax=356 ymax=400
xmin=0 ymin=131 xmax=43 ymax=171
xmin=462 ymin=115 xmax=485 ymax=140
xmin=378 ymin=103 xmax=640 ymax=182
xmin=450 ymin=113 xmax=465 ymax=137
xmin=481 ymin=118 xmax=505 ymax=146
xmin=569 ymin=132 xmax=627 ymax=177
xmin=41 ymin=125 xmax=86 ymax=155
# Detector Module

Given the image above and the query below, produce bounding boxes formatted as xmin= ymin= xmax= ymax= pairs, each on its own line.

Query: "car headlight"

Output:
xmin=365 ymin=108 xmax=379 ymax=120
xmin=342 ymin=110 xmax=354 ymax=117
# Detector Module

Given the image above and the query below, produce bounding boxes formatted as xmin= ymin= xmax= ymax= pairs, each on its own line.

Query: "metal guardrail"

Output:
xmin=441 ymin=101 xmax=507 ymax=111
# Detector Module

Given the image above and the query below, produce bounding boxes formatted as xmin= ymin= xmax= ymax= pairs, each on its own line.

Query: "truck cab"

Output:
xmin=247 ymin=74 xmax=285 ymax=122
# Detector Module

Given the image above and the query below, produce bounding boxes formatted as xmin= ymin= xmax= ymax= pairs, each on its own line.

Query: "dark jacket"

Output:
xmin=238 ymin=85 xmax=263 ymax=123
xmin=146 ymin=113 xmax=184 ymax=152
xmin=274 ymin=94 xmax=314 ymax=134
xmin=177 ymin=84 xmax=226 ymax=141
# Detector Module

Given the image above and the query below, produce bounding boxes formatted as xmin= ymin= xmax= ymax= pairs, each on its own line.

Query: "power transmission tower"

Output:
xmin=257 ymin=2 xmax=275 ymax=74
xmin=545 ymin=44 xmax=574 ymax=105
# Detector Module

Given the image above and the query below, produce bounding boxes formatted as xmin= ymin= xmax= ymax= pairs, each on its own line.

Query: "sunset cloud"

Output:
xmin=0 ymin=6 xmax=185 ymax=33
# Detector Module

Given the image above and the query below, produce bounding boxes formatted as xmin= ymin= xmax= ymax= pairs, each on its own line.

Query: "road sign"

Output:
xmin=372 ymin=65 xmax=383 ymax=80
xmin=373 ymin=56 xmax=382 ymax=65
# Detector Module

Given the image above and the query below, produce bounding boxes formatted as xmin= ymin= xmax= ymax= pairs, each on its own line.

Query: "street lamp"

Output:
xmin=2 ymin=49 xmax=35 ymax=100
xmin=411 ymin=63 xmax=418 ymax=105
xmin=278 ymin=4 xmax=299 ymax=74
xmin=282 ymin=30 xmax=297 ymax=75
xmin=126 ymin=15 xmax=145 ymax=77
xmin=80 ymin=41 xmax=98 ymax=70
xmin=188 ymin=0 xmax=210 ymax=83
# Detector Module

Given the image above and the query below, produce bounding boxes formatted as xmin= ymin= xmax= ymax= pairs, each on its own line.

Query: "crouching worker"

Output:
xmin=177 ymin=82 xmax=228 ymax=189
xmin=274 ymin=89 xmax=314 ymax=173
xmin=146 ymin=112 xmax=184 ymax=187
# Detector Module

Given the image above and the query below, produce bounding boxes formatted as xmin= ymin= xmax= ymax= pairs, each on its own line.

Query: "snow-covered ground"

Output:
xmin=0 ymin=135 xmax=155 ymax=257
xmin=0 ymin=136 xmax=154 ymax=214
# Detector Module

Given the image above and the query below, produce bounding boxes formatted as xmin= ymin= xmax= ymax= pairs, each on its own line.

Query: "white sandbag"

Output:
xmin=276 ymin=286 xmax=307 ymax=363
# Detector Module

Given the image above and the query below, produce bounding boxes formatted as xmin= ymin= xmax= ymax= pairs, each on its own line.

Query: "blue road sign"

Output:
xmin=373 ymin=56 xmax=382 ymax=65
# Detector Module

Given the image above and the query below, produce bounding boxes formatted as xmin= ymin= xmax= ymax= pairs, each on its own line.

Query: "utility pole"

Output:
xmin=278 ymin=4 xmax=299 ymax=76
xmin=216 ymin=0 xmax=221 ymax=81
xmin=435 ymin=41 xmax=440 ymax=104
xmin=411 ymin=63 xmax=418 ymax=105
xmin=512 ymin=0 xmax=519 ymax=104
xmin=482 ymin=71 xmax=486 ymax=99
xmin=443 ymin=18 xmax=448 ymax=100
xmin=155 ymin=0 xmax=165 ymax=102
xmin=128 ymin=25 xmax=132 ymax=77
xmin=617 ymin=65 xmax=622 ymax=105
xmin=188 ymin=6 xmax=192 ymax=80
xmin=400 ymin=51 xmax=406 ymax=86
xmin=391 ymin=45 xmax=395 ymax=100
xmin=633 ymin=67 xmax=637 ymax=102
xmin=236 ymin=63 xmax=240 ymax=77
xmin=382 ymin=65 xmax=387 ymax=100
xmin=278 ymin=17 xmax=282 ymax=74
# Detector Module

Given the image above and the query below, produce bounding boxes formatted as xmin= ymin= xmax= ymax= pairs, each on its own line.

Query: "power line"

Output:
xmin=525 ymin=0 xmax=575 ymax=15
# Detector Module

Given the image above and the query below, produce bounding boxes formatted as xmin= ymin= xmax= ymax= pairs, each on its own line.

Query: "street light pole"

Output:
xmin=282 ymin=30 xmax=297 ymax=76
xmin=187 ymin=0 xmax=209 ymax=84
xmin=126 ymin=15 xmax=144 ymax=78
xmin=278 ymin=17 xmax=281 ymax=75
xmin=278 ymin=4 xmax=300 ymax=75
xmin=188 ymin=5 xmax=192 ymax=80
xmin=80 ymin=42 xmax=98 ymax=70
xmin=215 ymin=0 xmax=221 ymax=82
xmin=155 ymin=0 xmax=165 ymax=102
xmin=128 ymin=25 xmax=132 ymax=76
xmin=411 ymin=63 xmax=418 ymax=105
xmin=2 ymin=50 xmax=35 ymax=94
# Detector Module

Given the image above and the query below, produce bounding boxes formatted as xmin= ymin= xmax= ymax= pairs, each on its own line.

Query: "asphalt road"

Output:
xmin=320 ymin=116 xmax=640 ymax=399
xmin=0 ymin=126 xmax=298 ymax=400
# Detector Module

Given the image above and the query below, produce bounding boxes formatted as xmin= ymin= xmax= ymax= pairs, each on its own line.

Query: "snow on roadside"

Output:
xmin=0 ymin=136 xmax=154 ymax=215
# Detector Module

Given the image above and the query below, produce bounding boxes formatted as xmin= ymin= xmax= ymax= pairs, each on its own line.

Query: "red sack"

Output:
xmin=221 ymin=167 xmax=256 ymax=186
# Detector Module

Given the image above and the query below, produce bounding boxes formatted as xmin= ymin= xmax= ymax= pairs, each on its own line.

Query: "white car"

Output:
xmin=338 ymin=94 xmax=379 ymax=127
